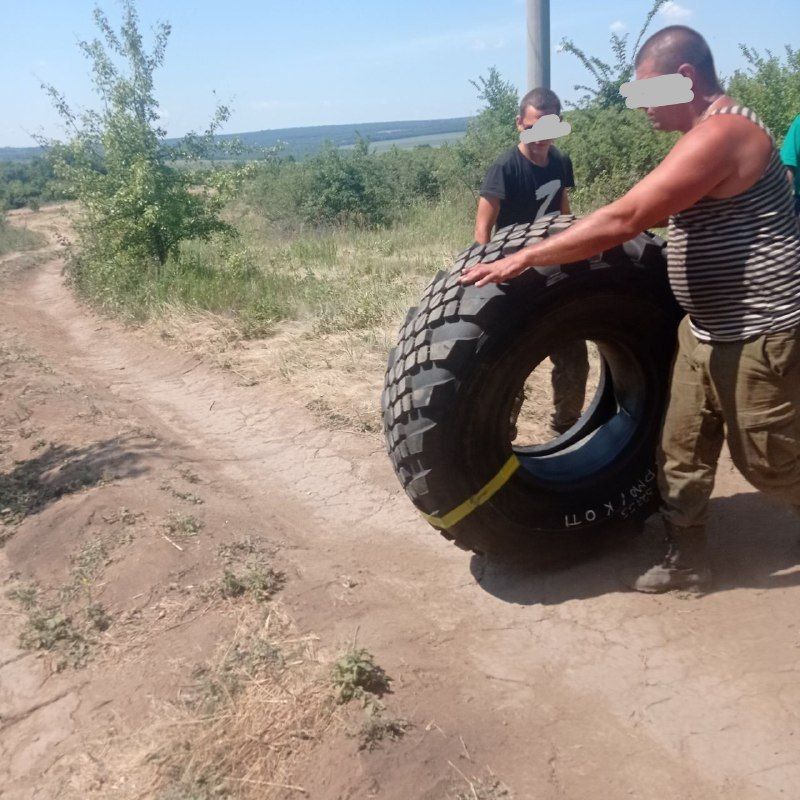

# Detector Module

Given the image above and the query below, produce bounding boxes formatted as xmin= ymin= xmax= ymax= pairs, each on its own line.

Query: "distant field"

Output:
xmin=0 ymin=116 xmax=471 ymax=163
xmin=340 ymin=130 xmax=466 ymax=152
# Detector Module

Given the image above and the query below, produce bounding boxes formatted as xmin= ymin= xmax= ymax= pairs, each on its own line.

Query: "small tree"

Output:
xmin=40 ymin=1 xmax=236 ymax=283
xmin=559 ymin=0 xmax=668 ymax=110
xmin=447 ymin=67 xmax=520 ymax=193
xmin=728 ymin=46 xmax=800 ymax=143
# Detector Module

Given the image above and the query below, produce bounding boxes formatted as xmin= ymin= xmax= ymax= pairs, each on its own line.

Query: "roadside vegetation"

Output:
xmin=0 ymin=214 xmax=47 ymax=256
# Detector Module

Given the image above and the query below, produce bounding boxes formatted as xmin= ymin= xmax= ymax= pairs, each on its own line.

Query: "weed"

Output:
xmin=86 ymin=602 xmax=111 ymax=631
xmin=8 ymin=582 xmax=92 ymax=670
xmin=62 ymin=537 xmax=109 ymax=599
xmin=166 ymin=512 xmax=203 ymax=537
xmin=147 ymin=611 xmax=331 ymax=800
xmin=7 ymin=578 xmax=113 ymax=670
xmin=454 ymin=777 xmax=512 ymax=800
xmin=6 ymin=581 xmax=37 ymax=609
xmin=219 ymin=567 xmax=283 ymax=601
xmin=332 ymin=647 xmax=391 ymax=705
xmin=306 ymin=397 xmax=351 ymax=429
xmin=177 ymin=466 xmax=202 ymax=484
xmin=160 ymin=481 xmax=204 ymax=504
xmin=217 ymin=537 xmax=284 ymax=602
xmin=358 ymin=714 xmax=411 ymax=751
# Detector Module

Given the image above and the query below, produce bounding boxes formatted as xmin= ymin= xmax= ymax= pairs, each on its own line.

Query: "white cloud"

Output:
xmin=659 ymin=2 xmax=693 ymax=20
xmin=610 ymin=20 xmax=627 ymax=33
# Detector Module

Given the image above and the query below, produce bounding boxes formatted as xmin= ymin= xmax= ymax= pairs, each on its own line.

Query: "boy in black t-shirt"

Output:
xmin=474 ymin=88 xmax=588 ymax=438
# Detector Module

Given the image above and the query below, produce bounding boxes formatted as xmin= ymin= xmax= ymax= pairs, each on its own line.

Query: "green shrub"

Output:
xmin=561 ymin=106 xmax=677 ymax=209
xmin=41 ymin=1 xmax=247 ymax=303
xmin=728 ymin=46 xmax=800 ymax=143
xmin=0 ymin=157 xmax=71 ymax=210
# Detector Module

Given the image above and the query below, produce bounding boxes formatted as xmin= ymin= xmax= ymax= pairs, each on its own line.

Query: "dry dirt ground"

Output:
xmin=1 ymin=206 xmax=800 ymax=799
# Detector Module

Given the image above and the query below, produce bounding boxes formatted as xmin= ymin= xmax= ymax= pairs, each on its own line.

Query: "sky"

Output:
xmin=2 ymin=0 xmax=799 ymax=147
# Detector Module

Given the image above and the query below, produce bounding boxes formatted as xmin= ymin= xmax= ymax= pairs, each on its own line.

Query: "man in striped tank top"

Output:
xmin=461 ymin=26 xmax=800 ymax=592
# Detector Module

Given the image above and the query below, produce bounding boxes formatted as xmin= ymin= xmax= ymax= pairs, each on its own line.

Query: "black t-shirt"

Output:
xmin=480 ymin=145 xmax=575 ymax=230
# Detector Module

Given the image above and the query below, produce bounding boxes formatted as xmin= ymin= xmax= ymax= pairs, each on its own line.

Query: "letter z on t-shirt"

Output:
xmin=480 ymin=146 xmax=575 ymax=230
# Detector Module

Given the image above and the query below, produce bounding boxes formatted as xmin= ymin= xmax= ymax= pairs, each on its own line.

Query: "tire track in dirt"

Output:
xmin=2 ymin=233 xmax=799 ymax=797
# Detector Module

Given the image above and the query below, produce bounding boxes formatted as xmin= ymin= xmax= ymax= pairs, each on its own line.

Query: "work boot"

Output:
xmin=629 ymin=523 xmax=712 ymax=594
xmin=550 ymin=415 xmax=578 ymax=437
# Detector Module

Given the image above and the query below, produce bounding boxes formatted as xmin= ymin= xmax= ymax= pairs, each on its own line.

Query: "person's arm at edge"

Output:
xmin=474 ymin=195 xmax=501 ymax=244
xmin=560 ymin=188 xmax=571 ymax=214
xmin=461 ymin=120 xmax=737 ymax=287
xmin=780 ymin=117 xmax=799 ymax=190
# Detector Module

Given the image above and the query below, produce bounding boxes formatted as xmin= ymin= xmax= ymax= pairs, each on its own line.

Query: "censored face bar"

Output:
xmin=519 ymin=114 xmax=572 ymax=145
xmin=620 ymin=74 xmax=694 ymax=109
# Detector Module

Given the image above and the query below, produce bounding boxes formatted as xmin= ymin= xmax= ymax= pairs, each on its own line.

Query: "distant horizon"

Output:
xmin=0 ymin=116 xmax=473 ymax=161
xmin=2 ymin=114 xmax=475 ymax=150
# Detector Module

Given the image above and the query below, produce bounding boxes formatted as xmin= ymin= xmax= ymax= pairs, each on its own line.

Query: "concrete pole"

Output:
xmin=526 ymin=0 xmax=550 ymax=90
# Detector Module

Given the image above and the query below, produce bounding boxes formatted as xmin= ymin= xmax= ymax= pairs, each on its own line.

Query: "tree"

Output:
xmin=447 ymin=67 xmax=520 ymax=192
xmin=727 ymin=46 xmax=800 ymax=144
xmin=40 ymin=1 xmax=238 ymax=281
xmin=559 ymin=0 xmax=668 ymax=110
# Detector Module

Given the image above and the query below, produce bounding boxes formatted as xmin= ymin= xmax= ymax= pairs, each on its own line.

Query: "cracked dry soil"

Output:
xmin=1 ymin=206 xmax=800 ymax=799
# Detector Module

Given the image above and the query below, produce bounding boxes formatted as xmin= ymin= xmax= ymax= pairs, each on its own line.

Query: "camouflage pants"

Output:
xmin=659 ymin=316 xmax=800 ymax=529
xmin=549 ymin=340 xmax=590 ymax=434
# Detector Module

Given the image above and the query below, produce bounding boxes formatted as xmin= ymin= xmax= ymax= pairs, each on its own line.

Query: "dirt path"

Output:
xmin=1 ymin=208 xmax=799 ymax=799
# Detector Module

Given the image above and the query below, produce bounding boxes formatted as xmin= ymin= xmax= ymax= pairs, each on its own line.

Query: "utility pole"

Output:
xmin=526 ymin=0 xmax=550 ymax=90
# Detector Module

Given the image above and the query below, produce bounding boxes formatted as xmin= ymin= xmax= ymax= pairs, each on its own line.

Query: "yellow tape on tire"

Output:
xmin=420 ymin=454 xmax=521 ymax=530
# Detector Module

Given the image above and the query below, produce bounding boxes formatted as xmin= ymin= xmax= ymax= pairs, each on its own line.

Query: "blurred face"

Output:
xmin=517 ymin=105 xmax=557 ymax=157
xmin=634 ymin=59 xmax=695 ymax=133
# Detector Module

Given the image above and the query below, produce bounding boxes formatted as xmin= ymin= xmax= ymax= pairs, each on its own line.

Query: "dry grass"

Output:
xmin=152 ymin=608 xmax=333 ymax=799
xmin=71 ymin=606 xmax=339 ymax=799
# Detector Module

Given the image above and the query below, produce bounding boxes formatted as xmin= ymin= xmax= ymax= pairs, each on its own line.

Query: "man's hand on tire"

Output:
xmin=460 ymin=250 xmax=530 ymax=287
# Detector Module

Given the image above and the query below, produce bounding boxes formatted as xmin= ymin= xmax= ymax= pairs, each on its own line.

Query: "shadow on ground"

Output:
xmin=0 ymin=435 xmax=157 ymax=540
xmin=471 ymin=492 xmax=800 ymax=605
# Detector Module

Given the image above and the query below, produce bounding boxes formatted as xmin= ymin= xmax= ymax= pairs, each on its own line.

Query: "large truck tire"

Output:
xmin=381 ymin=213 xmax=683 ymax=557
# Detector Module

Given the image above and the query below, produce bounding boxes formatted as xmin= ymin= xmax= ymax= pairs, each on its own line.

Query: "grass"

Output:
xmin=454 ymin=777 xmax=512 ymax=800
xmin=0 ymin=218 xmax=47 ymax=256
xmin=357 ymin=713 xmax=411 ymax=751
xmin=160 ymin=480 xmax=204 ymax=504
xmin=6 ymin=580 xmax=100 ymax=670
xmin=67 ymin=193 xmax=474 ymax=339
xmin=165 ymin=511 xmax=203 ymax=538
xmin=215 ymin=537 xmax=285 ymax=602
xmin=144 ymin=610 xmax=335 ymax=800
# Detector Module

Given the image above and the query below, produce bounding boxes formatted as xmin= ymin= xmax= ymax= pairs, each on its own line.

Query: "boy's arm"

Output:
xmin=474 ymin=195 xmax=501 ymax=244
xmin=560 ymin=189 xmax=571 ymax=215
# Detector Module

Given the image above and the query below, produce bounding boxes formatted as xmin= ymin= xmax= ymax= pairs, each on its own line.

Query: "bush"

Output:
xmin=444 ymin=67 xmax=519 ymax=192
xmin=41 ymin=1 xmax=244 ymax=302
xmin=299 ymin=137 xmax=395 ymax=227
xmin=246 ymin=137 xmax=450 ymax=230
xmin=728 ymin=46 xmax=800 ymax=143
xmin=0 ymin=158 xmax=71 ymax=210
xmin=561 ymin=106 xmax=677 ymax=209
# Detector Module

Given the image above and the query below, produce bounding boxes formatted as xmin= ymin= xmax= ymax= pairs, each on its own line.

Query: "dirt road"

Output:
xmin=1 ymin=207 xmax=799 ymax=799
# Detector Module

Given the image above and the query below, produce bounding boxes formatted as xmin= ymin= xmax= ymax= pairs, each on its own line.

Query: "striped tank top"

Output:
xmin=667 ymin=105 xmax=800 ymax=342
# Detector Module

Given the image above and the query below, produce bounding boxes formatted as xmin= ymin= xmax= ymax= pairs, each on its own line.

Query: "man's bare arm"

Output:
xmin=474 ymin=196 xmax=501 ymax=244
xmin=461 ymin=119 xmax=739 ymax=286
xmin=560 ymin=188 xmax=571 ymax=215
xmin=788 ymin=166 xmax=796 ymax=188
